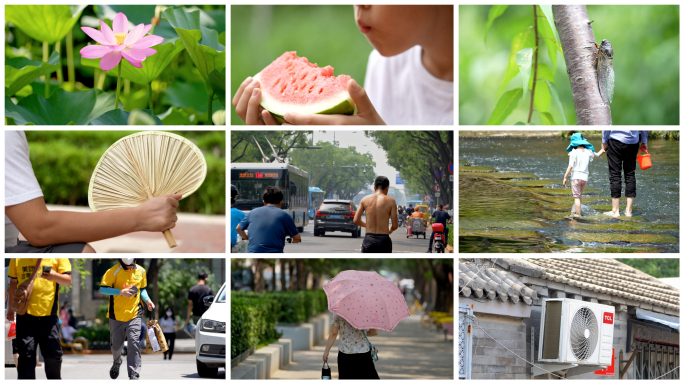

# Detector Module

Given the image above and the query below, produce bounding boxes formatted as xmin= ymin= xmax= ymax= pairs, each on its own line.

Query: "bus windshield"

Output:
xmin=231 ymin=169 xmax=286 ymax=209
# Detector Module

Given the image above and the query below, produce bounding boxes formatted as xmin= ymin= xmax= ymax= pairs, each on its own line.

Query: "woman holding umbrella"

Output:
xmin=322 ymin=270 xmax=410 ymax=379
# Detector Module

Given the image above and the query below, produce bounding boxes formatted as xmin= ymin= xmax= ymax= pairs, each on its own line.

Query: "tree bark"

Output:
xmin=280 ymin=259 xmax=287 ymax=292
xmin=552 ymin=5 xmax=612 ymax=125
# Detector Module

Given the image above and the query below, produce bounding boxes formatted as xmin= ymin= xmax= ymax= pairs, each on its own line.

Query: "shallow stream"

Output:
xmin=459 ymin=136 xmax=679 ymax=253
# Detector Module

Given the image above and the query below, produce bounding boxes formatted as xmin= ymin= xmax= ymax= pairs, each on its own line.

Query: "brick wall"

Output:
xmin=471 ymin=313 xmax=528 ymax=380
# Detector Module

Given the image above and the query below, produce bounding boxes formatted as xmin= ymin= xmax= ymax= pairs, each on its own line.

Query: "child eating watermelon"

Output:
xmin=232 ymin=5 xmax=453 ymax=125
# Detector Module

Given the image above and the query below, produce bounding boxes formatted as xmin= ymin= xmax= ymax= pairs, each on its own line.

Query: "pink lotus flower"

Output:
xmin=80 ymin=12 xmax=163 ymax=71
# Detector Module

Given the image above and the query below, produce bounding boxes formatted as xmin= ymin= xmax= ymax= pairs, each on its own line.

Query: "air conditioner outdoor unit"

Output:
xmin=538 ymin=298 xmax=614 ymax=366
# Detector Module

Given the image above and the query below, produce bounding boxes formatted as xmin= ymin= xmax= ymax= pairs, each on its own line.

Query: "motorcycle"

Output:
xmin=432 ymin=223 xmax=446 ymax=253
xmin=398 ymin=214 xmax=405 ymax=227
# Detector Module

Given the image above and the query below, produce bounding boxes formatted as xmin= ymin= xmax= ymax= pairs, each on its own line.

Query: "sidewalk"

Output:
xmin=271 ymin=314 xmax=453 ymax=380
xmin=45 ymin=205 xmax=225 ymax=253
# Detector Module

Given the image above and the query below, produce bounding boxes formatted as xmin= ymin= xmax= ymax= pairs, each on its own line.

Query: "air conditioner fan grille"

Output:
xmin=570 ymin=307 xmax=599 ymax=361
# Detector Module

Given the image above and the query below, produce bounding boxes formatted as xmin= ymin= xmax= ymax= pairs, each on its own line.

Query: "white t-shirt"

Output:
xmin=159 ymin=316 xmax=176 ymax=333
xmin=5 ymin=131 xmax=43 ymax=248
xmin=568 ymin=148 xmax=599 ymax=181
xmin=364 ymin=46 xmax=453 ymax=125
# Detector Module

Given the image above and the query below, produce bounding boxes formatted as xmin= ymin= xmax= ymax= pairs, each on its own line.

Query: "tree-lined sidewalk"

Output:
xmin=271 ymin=313 xmax=453 ymax=380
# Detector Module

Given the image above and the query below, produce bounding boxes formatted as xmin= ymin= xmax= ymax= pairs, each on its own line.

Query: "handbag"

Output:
xmin=145 ymin=320 xmax=169 ymax=354
xmin=6 ymin=320 xmax=16 ymax=340
xmin=12 ymin=258 xmax=43 ymax=315
xmin=322 ymin=361 xmax=331 ymax=379
xmin=362 ymin=330 xmax=379 ymax=362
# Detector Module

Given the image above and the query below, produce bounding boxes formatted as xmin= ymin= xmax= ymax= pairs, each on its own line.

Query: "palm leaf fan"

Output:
xmin=88 ymin=131 xmax=207 ymax=248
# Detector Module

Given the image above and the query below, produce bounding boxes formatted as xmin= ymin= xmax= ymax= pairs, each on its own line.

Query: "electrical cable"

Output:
xmin=654 ymin=365 xmax=680 ymax=380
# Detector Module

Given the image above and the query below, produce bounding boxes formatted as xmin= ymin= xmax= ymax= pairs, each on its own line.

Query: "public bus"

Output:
xmin=231 ymin=163 xmax=309 ymax=231
xmin=308 ymin=187 xmax=326 ymax=219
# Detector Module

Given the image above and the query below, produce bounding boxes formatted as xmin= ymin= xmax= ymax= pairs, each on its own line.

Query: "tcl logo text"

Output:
xmin=603 ymin=313 xmax=614 ymax=324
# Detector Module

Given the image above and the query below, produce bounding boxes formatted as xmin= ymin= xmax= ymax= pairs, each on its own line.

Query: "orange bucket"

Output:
xmin=637 ymin=150 xmax=652 ymax=170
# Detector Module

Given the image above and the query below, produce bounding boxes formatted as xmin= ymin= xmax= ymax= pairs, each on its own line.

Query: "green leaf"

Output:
xmin=538 ymin=16 xmax=557 ymax=72
xmin=81 ymin=39 xmax=185 ymax=85
xmin=484 ymin=5 xmax=508 ymax=48
xmin=514 ymin=122 xmax=527 ymax=125
xmin=5 ymin=88 xmax=120 ymax=125
xmin=533 ymin=81 xmax=551 ymax=113
xmin=6 ymin=5 xmax=86 ymax=44
xmin=538 ymin=5 xmax=562 ymax=54
xmin=163 ymin=81 xmax=223 ymax=115
xmin=486 ymin=88 xmax=522 ymax=125
xmin=208 ymin=67 xmax=226 ymax=106
xmin=89 ymin=109 xmax=163 ymax=125
xmin=540 ymin=112 xmax=557 ymax=125
xmin=516 ymin=47 xmax=535 ymax=105
xmin=541 ymin=79 xmax=567 ymax=125
xmin=498 ymin=27 xmax=535 ymax=95
xmin=5 ymin=51 xmax=60 ymax=97
xmin=162 ymin=7 xmax=225 ymax=96
xmin=157 ymin=106 xmax=198 ymax=125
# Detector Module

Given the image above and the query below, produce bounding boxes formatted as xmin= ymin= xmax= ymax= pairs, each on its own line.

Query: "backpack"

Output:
xmin=12 ymin=259 xmax=43 ymax=315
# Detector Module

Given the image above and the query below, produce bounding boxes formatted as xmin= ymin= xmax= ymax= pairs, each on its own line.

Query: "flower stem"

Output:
xmin=208 ymin=91 xmax=214 ymax=125
xmin=55 ymin=41 xmax=63 ymax=85
xmin=66 ymin=30 xmax=75 ymax=88
xmin=527 ymin=5 xmax=540 ymax=124
xmin=148 ymin=83 xmax=153 ymax=111
xmin=115 ymin=61 xmax=123 ymax=109
xmin=43 ymin=41 xmax=50 ymax=98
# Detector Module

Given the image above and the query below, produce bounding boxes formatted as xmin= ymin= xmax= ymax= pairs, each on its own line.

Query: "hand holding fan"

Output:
xmin=88 ymin=131 xmax=207 ymax=248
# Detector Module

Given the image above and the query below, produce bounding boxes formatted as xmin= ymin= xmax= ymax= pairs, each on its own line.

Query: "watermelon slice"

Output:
xmin=254 ymin=52 xmax=356 ymax=123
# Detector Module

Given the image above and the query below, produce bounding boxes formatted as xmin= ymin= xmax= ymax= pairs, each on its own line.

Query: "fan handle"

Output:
xmin=163 ymin=230 xmax=178 ymax=248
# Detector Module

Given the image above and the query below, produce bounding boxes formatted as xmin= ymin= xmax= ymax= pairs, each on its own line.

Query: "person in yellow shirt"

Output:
xmin=99 ymin=258 xmax=155 ymax=380
xmin=6 ymin=258 xmax=72 ymax=379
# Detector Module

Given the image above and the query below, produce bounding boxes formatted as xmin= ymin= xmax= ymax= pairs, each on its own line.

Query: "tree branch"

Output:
xmin=552 ymin=5 xmax=612 ymax=125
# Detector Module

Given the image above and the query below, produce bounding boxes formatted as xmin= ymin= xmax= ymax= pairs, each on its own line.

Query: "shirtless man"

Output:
xmin=353 ymin=176 xmax=398 ymax=253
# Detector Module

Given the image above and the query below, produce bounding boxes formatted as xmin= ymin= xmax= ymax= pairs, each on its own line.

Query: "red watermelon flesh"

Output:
xmin=254 ymin=52 xmax=356 ymax=120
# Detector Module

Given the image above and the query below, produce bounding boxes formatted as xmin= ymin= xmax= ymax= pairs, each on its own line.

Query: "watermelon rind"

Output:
xmin=254 ymin=72 xmax=356 ymax=123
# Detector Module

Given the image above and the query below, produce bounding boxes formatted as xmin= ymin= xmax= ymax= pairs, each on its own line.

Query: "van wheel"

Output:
xmin=197 ymin=359 xmax=219 ymax=378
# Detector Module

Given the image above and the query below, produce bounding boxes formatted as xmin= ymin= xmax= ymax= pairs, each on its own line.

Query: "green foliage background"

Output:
xmin=616 ymin=258 xmax=679 ymax=278
xmin=25 ymin=131 xmax=226 ymax=215
xmin=460 ymin=5 xmax=679 ymax=125
xmin=231 ymin=5 xmax=374 ymax=125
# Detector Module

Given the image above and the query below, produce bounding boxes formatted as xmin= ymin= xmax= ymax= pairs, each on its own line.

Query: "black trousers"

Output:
xmin=163 ymin=332 xmax=176 ymax=359
xmin=338 ymin=350 xmax=379 ymax=379
xmin=607 ymin=139 xmax=640 ymax=198
xmin=16 ymin=314 xmax=63 ymax=379
xmin=429 ymin=226 xmax=449 ymax=251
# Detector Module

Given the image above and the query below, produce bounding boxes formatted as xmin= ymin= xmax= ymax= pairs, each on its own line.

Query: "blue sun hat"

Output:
xmin=566 ymin=132 xmax=595 ymax=152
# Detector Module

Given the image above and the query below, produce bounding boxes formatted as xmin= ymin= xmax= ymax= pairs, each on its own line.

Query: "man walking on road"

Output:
xmin=187 ymin=271 xmax=214 ymax=325
xmin=236 ymin=186 xmax=301 ymax=253
xmin=354 ymin=176 xmax=398 ymax=253
xmin=100 ymin=258 xmax=155 ymax=380
xmin=428 ymin=204 xmax=452 ymax=253
xmin=7 ymin=258 xmax=72 ymax=379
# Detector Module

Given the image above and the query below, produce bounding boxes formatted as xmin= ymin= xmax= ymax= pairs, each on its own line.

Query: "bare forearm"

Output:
xmin=324 ymin=332 xmax=338 ymax=354
xmin=35 ymin=209 xmax=139 ymax=246
xmin=236 ymin=226 xmax=248 ymax=240
xmin=564 ymin=166 xmax=572 ymax=179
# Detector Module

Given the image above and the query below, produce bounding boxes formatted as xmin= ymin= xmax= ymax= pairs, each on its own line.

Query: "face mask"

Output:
xmin=121 ymin=258 xmax=135 ymax=266
xmin=166 ymin=311 xmax=173 ymax=317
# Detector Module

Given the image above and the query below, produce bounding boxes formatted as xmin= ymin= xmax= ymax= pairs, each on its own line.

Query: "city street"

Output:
xmin=284 ymin=221 xmax=433 ymax=253
xmin=4 ymin=353 xmax=225 ymax=380
xmin=271 ymin=312 xmax=453 ymax=379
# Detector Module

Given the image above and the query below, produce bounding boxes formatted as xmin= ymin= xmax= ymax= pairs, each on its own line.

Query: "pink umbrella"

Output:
xmin=323 ymin=270 xmax=410 ymax=332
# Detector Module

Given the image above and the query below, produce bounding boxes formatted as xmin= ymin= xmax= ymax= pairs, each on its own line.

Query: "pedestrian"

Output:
xmin=601 ymin=130 xmax=648 ymax=217
xmin=353 ymin=176 xmax=399 ymax=253
xmin=427 ymin=204 xmax=454 ymax=253
xmin=99 ymin=258 xmax=155 ymax=380
xmin=7 ymin=258 xmax=72 ymax=379
xmin=230 ymin=185 xmax=245 ymax=253
xmin=322 ymin=314 xmax=380 ymax=379
xmin=61 ymin=308 xmax=79 ymax=342
xmin=186 ymin=271 xmax=214 ymax=325
xmin=160 ymin=307 xmax=177 ymax=360
xmin=236 ymin=186 xmax=302 ymax=253
xmin=5 ymin=131 xmax=180 ymax=253
xmin=562 ymin=133 xmax=605 ymax=217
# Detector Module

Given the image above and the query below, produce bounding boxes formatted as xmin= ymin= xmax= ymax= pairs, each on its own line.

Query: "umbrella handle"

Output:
xmin=163 ymin=229 xmax=177 ymax=248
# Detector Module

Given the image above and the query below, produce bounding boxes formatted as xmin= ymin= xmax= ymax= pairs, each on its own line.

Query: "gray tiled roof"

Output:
xmin=459 ymin=258 xmax=680 ymax=313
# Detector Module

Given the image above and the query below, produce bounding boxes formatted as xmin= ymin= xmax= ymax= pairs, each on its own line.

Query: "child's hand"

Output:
xmin=563 ymin=177 xmax=567 ymax=187
xmin=232 ymin=77 xmax=279 ymax=125
xmin=282 ymin=80 xmax=386 ymax=125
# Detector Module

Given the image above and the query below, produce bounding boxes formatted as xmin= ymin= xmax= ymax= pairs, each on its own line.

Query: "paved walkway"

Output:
xmin=271 ymin=314 xmax=453 ymax=380
xmin=45 ymin=205 xmax=225 ymax=253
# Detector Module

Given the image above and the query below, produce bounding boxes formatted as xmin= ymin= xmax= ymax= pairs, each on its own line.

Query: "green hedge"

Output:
xmin=231 ymin=289 xmax=328 ymax=358
xmin=448 ymin=223 xmax=454 ymax=247
xmin=24 ymin=131 xmax=225 ymax=214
